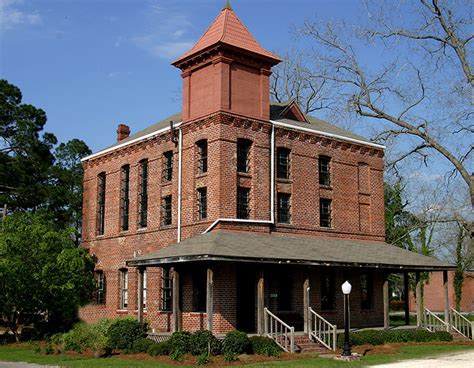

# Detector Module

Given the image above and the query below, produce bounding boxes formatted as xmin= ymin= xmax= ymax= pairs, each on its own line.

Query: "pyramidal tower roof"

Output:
xmin=173 ymin=2 xmax=281 ymax=65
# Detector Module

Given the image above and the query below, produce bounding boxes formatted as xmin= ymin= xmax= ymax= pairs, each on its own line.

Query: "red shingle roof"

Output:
xmin=173 ymin=7 xmax=281 ymax=65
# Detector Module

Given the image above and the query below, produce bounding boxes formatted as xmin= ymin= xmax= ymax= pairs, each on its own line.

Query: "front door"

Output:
xmin=236 ymin=267 xmax=256 ymax=332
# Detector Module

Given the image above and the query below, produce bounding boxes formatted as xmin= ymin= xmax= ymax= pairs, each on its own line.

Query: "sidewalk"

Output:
xmin=371 ymin=350 xmax=474 ymax=367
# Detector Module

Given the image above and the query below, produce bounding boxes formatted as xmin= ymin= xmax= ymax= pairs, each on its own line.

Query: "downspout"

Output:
xmin=270 ymin=122 xmax=275 ymax=224
xmin=177 ymin=127 xmax=183 ymax=243
xmin=202 ymin=122 xmax=276 ymax=234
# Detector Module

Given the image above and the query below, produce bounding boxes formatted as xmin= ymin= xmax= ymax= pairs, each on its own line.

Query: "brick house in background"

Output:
xmin=79 ymin=3 xmax=453 ymax=344
xmin=410 ymin=271 xmax=474 ymax=313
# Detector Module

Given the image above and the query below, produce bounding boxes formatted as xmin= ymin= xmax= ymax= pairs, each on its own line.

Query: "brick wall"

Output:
xmin=80 ymin=111 xmax=386 ymax=333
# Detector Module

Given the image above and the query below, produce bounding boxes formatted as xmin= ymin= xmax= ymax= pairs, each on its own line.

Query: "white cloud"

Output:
xmin=130 ymin=3 xmax=195 ymax=60
xmin=1 ymin=0 xmax=42 ymax=30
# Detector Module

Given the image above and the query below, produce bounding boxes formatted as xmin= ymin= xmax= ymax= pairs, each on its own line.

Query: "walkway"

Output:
xmin=371 ymin=350 xmax=474 ymax=367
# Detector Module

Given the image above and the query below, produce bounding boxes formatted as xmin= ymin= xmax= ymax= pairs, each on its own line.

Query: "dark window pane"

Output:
xmin=197 ymin=140 xmax=208 ymax=174
xmin=237 ymin=187 xmax=250 ymax=219
xmin=162 ymin=151 xmax=173 ymax=181
xmin=277 ymin=193 xmax=291 ymax=224
xmin=237 ymin=139 xmax=252 ymax=173
xmin=321 ymin=270 xmax=335 ymax=310
xmin=120 ymin=165 xmax=130 ymax=231
xmin=320 ymin=198 xmax=332 ymax=228
xmin=97 ymin=172 xmax=106 ymax=235
xmin=94 ymin=271 xmax=106 ymax=304
xmin=138 ymin=160 xmax=148 ymax=228
xmin=197 ymin=187 xmax=207 ymax=220
xmin=277 ymin=148 xmax=290 ymax=179
xmin=277 ymin=275 xmax=292 ymax=311
xmin=120 ymin=270 xmax=128 ymax=310
xmin=162 ymin=268 xmax=173 ymax=311
xmin=161 ymin=195 xmax=172 ymax=226
xmin=319 ymin=156 xmax=331 ymax=186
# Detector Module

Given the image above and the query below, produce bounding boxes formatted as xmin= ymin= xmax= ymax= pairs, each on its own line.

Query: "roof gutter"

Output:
xmin=270 ymin=120 xmax=385 ymax=150
xmin=81 ymin=122 xmax=183 ymax=162
xmin=127 ymin=254 xmax=455 ymax=271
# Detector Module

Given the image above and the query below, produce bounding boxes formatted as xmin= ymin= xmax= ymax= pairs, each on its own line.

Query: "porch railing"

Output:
xmin=423 ymin=308 xmax=449 ymax=332
xmin=264 ymin=307 xmax=295 ymax=353
xmin=308 ymin=307 xmax=337 ymax=351
xmin=450 ymin=308 xmax=473 ymax=340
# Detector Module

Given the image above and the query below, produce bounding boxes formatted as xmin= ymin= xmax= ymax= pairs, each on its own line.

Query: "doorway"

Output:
xmin=236 ymin=267 xmax=256 ymax=332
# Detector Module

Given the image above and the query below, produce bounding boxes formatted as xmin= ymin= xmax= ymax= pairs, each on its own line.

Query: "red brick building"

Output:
xmin=79 ymin=3 xmax=452 ymax=343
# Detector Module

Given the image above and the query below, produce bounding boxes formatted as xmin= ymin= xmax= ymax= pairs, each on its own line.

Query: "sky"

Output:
xmin=1 ymin=0 xmax=368 ymax=153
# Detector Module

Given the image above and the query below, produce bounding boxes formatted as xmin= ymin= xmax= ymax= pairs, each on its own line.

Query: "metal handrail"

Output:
xmin=423 ymin=308 xmax=449 ymax=332
xmin=308 ymin=307 xmax=337 ymax=351
xmin=450 ymin=308 xmax=473 ymax=340
xmin=263 ymin=307 xmax=295 ymax=353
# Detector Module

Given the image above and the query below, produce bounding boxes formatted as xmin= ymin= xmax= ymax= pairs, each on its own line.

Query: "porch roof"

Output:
xmin=126 ymin=231 xmax=454 ymax=271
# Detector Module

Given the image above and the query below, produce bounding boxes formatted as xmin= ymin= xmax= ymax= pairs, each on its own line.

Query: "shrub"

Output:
xmin=222 ymin=330 xmax=250 ymax=355
xmin=131 ymin=337 xmax=154 ymax=353
xmin=62 ymin=319 xmax=112 ymax=356
xmin=147 ymin=341 xmax=170 ymax=356
xmin=168 ymin=331 xmax=191 ymax=361
xmin=107 ymin=318 xmax=148 ymax=351
xmin=249 ymin=336 xmax=282 ymax=356
xmin=196 ymin=352 xmax=210 ymax=365
xmin=337 ymin=329 xmax=453 ymax=348
xmin=189 ymin=330 xmax=221 ymax=356
xmin=223 ymin=351 xmax=238 ymax=362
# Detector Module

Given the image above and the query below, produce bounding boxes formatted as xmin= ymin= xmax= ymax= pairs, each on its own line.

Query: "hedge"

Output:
xmin=337 ymin=329 xmax=453 ymax=348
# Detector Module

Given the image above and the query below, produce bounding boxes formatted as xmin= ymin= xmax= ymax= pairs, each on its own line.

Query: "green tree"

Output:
xmin=0 ymin=79 xmax=57 ymax=212
xmin=0 ymin=212 xmax=95 ymax=340
xmin=50 ymin=139 xmax=92 ymax=244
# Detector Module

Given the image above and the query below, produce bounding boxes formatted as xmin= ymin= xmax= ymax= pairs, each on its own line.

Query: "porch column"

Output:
xmin=173 ymin=268 xmax=182 ymax=332
xmin=137 ymin=267 xmax=145 ymax=323
xmin=443 ymin=270 xmax=450 ymax=328
xmin=206 ymin=268 xmax=214 ymax=332
xmin=257 ymin=269 xmax=265 ymax=335
xmin=403 ymin=272 xmax=410 ymax=325
xmin=303 ymin=276 xmax=310 ymax=333
xmin=415 ymin=271 xmax=423 ymax=327
xmin=383 ymin=273 xmax=390 ymax=330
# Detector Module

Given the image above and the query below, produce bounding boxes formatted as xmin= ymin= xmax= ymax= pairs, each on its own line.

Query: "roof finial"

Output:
xmin=223 ymin=0 xmax=233 ymax=11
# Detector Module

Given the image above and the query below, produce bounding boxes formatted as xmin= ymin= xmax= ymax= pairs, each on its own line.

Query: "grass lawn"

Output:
xmin=0 ymin=342 xmax=473 ymax=367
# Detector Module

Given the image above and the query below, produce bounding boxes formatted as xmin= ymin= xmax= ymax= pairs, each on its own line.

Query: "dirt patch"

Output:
xmin=351 ymin=341 xmax=474 ymax=357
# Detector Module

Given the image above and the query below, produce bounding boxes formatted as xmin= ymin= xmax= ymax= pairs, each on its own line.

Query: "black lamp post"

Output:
xmin=341 ymin=280 xmax=352 ymax=357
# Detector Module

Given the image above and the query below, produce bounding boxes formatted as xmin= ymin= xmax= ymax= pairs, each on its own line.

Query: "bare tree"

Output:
xmin=284 ymin=1 xmax=472 ymax=234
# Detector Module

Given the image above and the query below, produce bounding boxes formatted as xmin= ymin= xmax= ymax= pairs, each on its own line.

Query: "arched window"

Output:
xmin=97 ymin=172 xmax=106 ymax=235
xmin=138 ymin=159 xmax=148 ymax=228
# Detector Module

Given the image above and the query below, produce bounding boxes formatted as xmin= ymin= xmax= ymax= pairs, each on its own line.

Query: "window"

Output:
xmin=162 ymin=151 xmax=173 ymax=182
xmin=97 ymin=172 xmax=106 ymax=235
xmin=277 ymin=148 xmax=290 ymax=179
xmin=319 ymin=156 xmax=331 ymax=186
xmin=360 ymin=272 xmax=373 ymax=310
xmin=94 ymin=271 xmax=105 ymax=304
xmin=277 ymin=193 xmax=291 ymax=224
xmin=321 ymin=270 xmax=335 ymax=310
xmin=138 ymin=160 xmax=148 ymax=228
xmin=197 ymin=187 xmax=207 ymax=220
xmin=237 ymin=187 xmax=250 ymax=219
xmin=161 ymin=268 xmax=173 ymax=312
xmin=237 ymin=139 xmax=252 ymax=173
xmin=120 ymin=165 xmax=130 ymax=231
xmin=138 ymin=270 xmax=147 ymax=310
xmin=161 ymin=195 xmax=172 ymax=226
xmin=196 ymin=140 xmax=208 ymax=174
xmin=192 ymin=270 xmax=206 ymax=312
xmin=120 ymin=269 xmax=128 ymax=310
xmin=320 ymin=198 xmax=332 ymax=228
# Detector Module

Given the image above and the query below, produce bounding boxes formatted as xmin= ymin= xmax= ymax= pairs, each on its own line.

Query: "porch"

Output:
xmin=126 ymin=231 xmax=456 ymax=352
